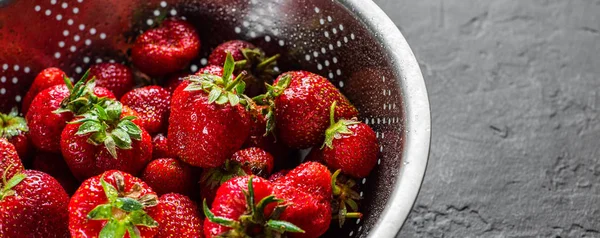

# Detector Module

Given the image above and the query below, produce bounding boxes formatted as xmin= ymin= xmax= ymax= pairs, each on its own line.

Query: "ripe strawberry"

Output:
xmin=0 ymin=138 xmax=24 ymax=180
xmin=22 ymin=67 xmax=66 ymax=114
xmin=68 ymin=170 xmax=160 ymax=238
xmin=208 ymin=40 xmax=279 ymax=96
xmin=164 ymin=72 xmax=190 ymax=93
xmin=152 ymin=133 xmax=173 ymax=159
xmin=199 ymin=147 xmax=274 ymax=204
xmin=27 ymin=75 xmax=116 ymax=153
xmin=168 ymin=53 xmax=250 ymax=168
xmin=268 ymin=169 xmax=288 ymax=182
xmin=155 ymin=193 xmax=203 ymax=238
xmin=208 ymin=40 xmax=256 ymax=66
xmin=0 ymin=170 xmax=70 ymax=237
xmin=308 ymin=102 xmax=378 ymax=178
xmin=203 ymin=176 xmax=304 ymax=237
xmin=254 ymin=71 xmax=358 ymax=149
xmin=277 ymin=161 xmax=332 ymax=203
xmin=142 ymin=158 xmax=195 ymax=196
xmin=132 ymin=19 xmax=201 ymax=76
xmin=272 ymin=184 xmax=331 ymax=238
xmin=61 ymin=100 xmax=152 ymax=181
xmin=0 ymin=108 xmax=31 ymax=161
xmin=88 ymin=63 xmax=134 ymax=98
xmin=32 ymin=152 xmax=80 ymax=194
xmin=121 ymin=86 xmax=171 ymax=134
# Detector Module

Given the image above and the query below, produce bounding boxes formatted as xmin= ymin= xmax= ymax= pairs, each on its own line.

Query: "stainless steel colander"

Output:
xmin=0 ymin=0 xmax=430 ymax=237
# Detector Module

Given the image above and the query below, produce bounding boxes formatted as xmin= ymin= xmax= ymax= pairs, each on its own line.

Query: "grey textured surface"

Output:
xmin=372 ymin=0 xmax=600 ymax=237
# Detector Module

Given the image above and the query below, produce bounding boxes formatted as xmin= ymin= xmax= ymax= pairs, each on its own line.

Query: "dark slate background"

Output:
xmin=371 ymin=0 xmax=600 ymax=237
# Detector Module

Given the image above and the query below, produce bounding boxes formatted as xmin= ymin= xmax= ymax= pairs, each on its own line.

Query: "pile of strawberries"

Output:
xmin=0 ymin=18 xmax=379 ymax=238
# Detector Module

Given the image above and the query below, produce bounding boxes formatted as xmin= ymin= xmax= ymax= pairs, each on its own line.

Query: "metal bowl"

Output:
xmin=0 ymin=0 xmax=430 ymax=237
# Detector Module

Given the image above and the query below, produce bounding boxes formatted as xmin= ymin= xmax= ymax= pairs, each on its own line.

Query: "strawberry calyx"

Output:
xmin=201 ymin=160 xmax=247 ymax=190
xmin=70 ymin=100 xmax=142 ymax=159
xmin=87 ymin=172 xmax=158 ymax=238
xmin=252 ymin=74 xmax=292 ymax=135
xmin=331 ymin=169 xmax=363 ymax=227
xmin=203 ymin=176 xmax=305 ymax=237
xmin=184 ymin=52 xmax=248 ymax=106
xmin=235 ymin=48 xmax=280 ymax=82
xmin=0 ymin=108 xmax=28 ymax=140
xmin=0 ymin=164 xmax=26 ymax=201
xmin=322 ymin=101 xmax=359 ymax=149
xmin=54 ymin=70 xmax=108 ymax=115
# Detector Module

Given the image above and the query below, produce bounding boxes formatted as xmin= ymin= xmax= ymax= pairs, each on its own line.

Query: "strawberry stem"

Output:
xmin=256 ymin=54 xmax=280 ymax=72
xmin=0 ymin=164 xmax=26 ymax=200
xmin=329 ymin=101 xmax=337 ymax=127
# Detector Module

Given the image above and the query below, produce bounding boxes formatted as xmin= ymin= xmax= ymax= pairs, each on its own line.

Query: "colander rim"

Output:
xmin=338 ymin=0 xmax=431 ymax=237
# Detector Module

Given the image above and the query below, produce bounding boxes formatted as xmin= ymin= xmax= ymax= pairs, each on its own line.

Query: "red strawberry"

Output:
xmin=121 ymin=86 xmax=171 ymax=134
xmin=0 ymin=138 xmax=24 ymax=180
xmin=164 ymin=72 xmax=190 ymax=93
xmin=273 ymin=184 xmax=331 ymax=238
xmin=61 ymin=100 xmax=152 ymax=181
xmin=203 ymin=176 xmax=304 ymax=237
xmin=141 ymin=158 xmax=195 ymax=196
xmin=155 ymin=193 xmax=203 ymax=238
xmin=254 ymin=71 xmax=358 ymax=149
xmin=168 ymin=54 xmax=250 ymax=168
xmin=199 ymin=147 xmax=274 ymax=204
xmin=277 ymin=161 xmax=332 ymax=203
xmin=22 ymin=67 xmax=66 ymax=114
xmin=208 ymin=40 xmax=256 ymax=66
xmin=208 ymin=40 xmax=279 ymax=96
xmin=88 ymin=63 xmax=134 ymax=98
xmin=132 ymin=19 xmax=201 ymax=76
xmin=231 ymin=147 xmax=274 ymax=177
xmin=32 ymin=152 xmax=80 ymax=194
xmin=268 ymin=169 xmax=288 ymax=182
xmin=0 ymin=170 xmax=70 ymax=237
xmin=152 ymin=133 xmax=173 ymax=159
xmin=68 ymin=170 xmax=160 ymax=238
xmin=0 ymin=108 xmax=31 ymax=161
xmin=308 ymin=102 xmax=378 ymax=178
xmin=27 ymin=75 xmax=116 ymax=153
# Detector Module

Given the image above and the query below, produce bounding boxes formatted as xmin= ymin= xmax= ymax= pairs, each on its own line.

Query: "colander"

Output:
xmin=0 ymin=0 xmax=430 ymax=237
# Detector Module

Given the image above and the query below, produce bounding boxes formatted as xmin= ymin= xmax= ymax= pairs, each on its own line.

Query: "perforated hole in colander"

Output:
xmin=0 ymin=0 xmax=406 ymax=237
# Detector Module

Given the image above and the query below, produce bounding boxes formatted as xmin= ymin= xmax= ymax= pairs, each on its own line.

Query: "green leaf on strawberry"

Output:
xmin=87 ymin=172 xmax=158 ymax=238
xmin=0 ymin=164 xmax=26 ymax=200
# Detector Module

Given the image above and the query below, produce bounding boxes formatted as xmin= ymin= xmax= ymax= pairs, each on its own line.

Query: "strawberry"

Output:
xmin=276 ymin=161 xmax=332 ymax=203
xmin=88 ymin=63 xmax=135 ymax=98
xmin=27 ymin=74 xmax=116 ymax=153
xmin=272 ymin=184 xmax=331 ymax=238
xmin=164 ymin=72 xmax=190 ymax=93
xmin=308 ymin=102 xmax=378 ymax=178
xmin=231 ymin=147 xmax=274 ymax=177
xmin=32 ymin=152 xmax=80 ymax=194
xmin=0 ymin=108 xmax=31 ymax=162
xmin=61 ymin=100 xmax=152 ymax=181
xmin=68 ymin=170 xmax=160 ymax=238
xmin=208 ymin=40 xmax=279 ymax=97
xmin=151 ymin=133 xmax=173 ymax=159
xmin=0 ymin=170 xmax=70 ymax=237
xmin=132 ymin=19 xmax=201 ymax=77
xmin=254 ymin=71 xmax=358 ymax=149
xmin=203 ymin=176 xmax=304 ymax=237
xmin=168 ymin=53 xmax=250 ymax=168
xmin=155 ymin=193 xmax=203 ymax=238
xmin=22 ymin=67 xmax=66 ymax=115
xmin=141 ymin=158 xmax=195 ymax=196
xmin=199 ymin=147 xmax=274 ymax=204
xmin=268 ymin=169 xmax=288 ymax=182
xmin=121 ymin=86 xmax=171 ymax=134
xmin=0 ymin=138 xmax=24 ymax=180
